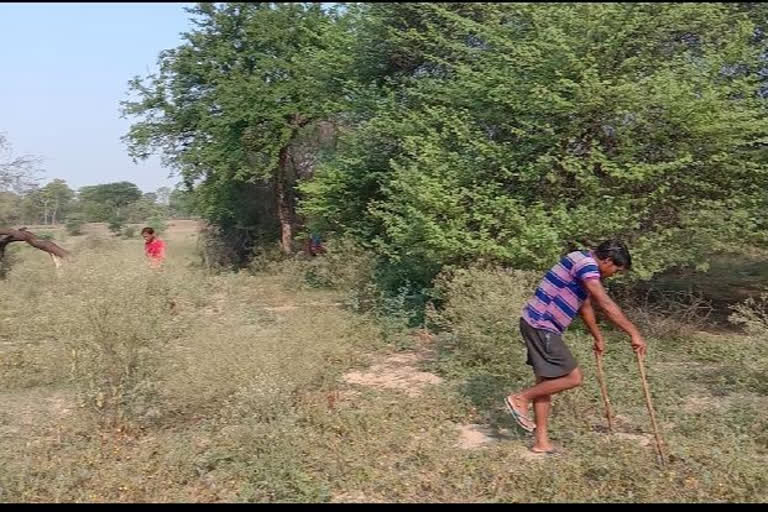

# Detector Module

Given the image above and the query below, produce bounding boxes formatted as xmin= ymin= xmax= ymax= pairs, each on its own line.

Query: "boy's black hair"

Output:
xmin=594 ymin=239 xmax=631 ymax=270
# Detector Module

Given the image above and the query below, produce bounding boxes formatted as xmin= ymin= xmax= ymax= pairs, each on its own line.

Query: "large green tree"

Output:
xmin=78 ymin=181 xmax=143 ymax=222
xmin=123 ymin=193 xmax=169 ymax=224
xmin=301 ymin=2 xmax=768 ymax=285
xmin=122 ymin=2 xmax=352 ymax=258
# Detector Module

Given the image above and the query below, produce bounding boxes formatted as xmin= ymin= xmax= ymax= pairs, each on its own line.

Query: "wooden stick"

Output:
xmin=594 ymin=352 xmax=615 ymax=433
xmin=635 ymin=351 xmax=666 ymax=467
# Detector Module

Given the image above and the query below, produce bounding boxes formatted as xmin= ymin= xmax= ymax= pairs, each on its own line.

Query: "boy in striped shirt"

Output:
xmin=506 ymin=240 xmax=646 ymax=454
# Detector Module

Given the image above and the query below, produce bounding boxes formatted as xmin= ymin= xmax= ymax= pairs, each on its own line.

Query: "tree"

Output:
xmin=124 ymin=193 xmax=167 ymax=224
xmin=0 ymin=133 xmax=41 ymax=193
xmin=0 ymin=191 xmax=22 ymax=226
xmin=155 ymin=186 xmax=171 ymax=205
xmin=78 ymin=181 xmax=142 ymax=222
xmin=301 ymin=3 xmax=768 ymax=288
xmin=31 ymin=179 xmax=75 ymax=224
xmin=168 ymin=185 xmax=197 ymax=218
xmin=122 ymin=2 xmax=353 ymax=259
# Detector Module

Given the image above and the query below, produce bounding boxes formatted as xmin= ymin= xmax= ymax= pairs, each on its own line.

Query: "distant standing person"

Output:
xmin=505 ymin=240 xmax=647 ymax=454
xmin=309 ymin=233 xmax=326 ymax=257
xmin=142 ymin=227 xmax=166 ymax=267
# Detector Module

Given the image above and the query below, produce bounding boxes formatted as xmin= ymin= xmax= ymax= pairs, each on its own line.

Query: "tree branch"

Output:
xmin=0 ymin=228 xmax=70 ymax=260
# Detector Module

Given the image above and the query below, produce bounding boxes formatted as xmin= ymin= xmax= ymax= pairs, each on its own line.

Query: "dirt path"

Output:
xmin=0 ymin=387 xmax=77 ymax=443
xmin=336 ymin=331 xmax=658 ymax=460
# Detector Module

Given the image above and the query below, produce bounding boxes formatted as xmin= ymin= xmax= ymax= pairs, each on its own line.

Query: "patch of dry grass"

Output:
xmin=1 ymin=235 xmax=767 ymax=502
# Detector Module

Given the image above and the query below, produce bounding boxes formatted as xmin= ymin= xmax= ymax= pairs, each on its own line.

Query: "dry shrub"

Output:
xmin=1 ymin=245 xmax=207 ymax=426
xmin=427 ymin=264 xmax=540 ymax=373
xmin=301 ymin=237 xmax=376 ymax=292
xmin=55 ymin=254 xmax=181 ymax=425
xmin=248 ymin=237 xmax=380 ymax=307
xmin=196 ymin=224 xmax=254 ymax=271
xmin=159 ymin=281 xmax=382 ymax=424
xmin=0 ymin=246 xmax=72 ymax=389
xmin=75 ymin=233 xmax=119 ymax=252
xmin=729 ymin=293 xmax=768 ymax=337
xmin=0 ymin=244 xmax=21 ymax=279
xmin=615 ymin=288 xmax=713 ymax=340
xmin=248 ymin=244 xmax=291 ymax=274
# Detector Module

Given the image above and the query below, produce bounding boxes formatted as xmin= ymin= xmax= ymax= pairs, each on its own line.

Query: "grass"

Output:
xmin=0 ymin=226 xmax=767 ymax=502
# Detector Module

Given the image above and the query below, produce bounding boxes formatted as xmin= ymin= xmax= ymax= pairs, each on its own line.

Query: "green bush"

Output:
xmin=300 ymin=3 xmax=768 ymax=292
xmin=427 ymin=264 xmax=541 ymax=374
xmin=196 ymin=224 xmax=243 ymax=271
xmin=302 ymin=237 xmax=375 ymax=292
xmin=107 ymin=215 xmax=124 ymax=236
xmin=147 ymin=215 xmax=168 ymax=235
xmin=75 ymin=234 xmax=119 ymax=253
xmin=65 ymin=214 xmax=86 ymax=236
xmin=122 ymin=225 xmax=137 ymax=239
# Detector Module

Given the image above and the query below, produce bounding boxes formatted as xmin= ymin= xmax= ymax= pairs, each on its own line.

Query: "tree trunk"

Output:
xmin=275 ymin=146 xmax=296 ymax=255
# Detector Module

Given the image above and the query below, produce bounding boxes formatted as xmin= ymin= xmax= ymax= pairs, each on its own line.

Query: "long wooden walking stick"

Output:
xmin=635 ymin=351 xmax=666 ymax=467
xmin=594 ymin=352 xmax=615 ymax=433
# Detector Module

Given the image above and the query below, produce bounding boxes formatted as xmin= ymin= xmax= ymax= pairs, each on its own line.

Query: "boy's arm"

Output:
xmin=582 ymin=278 xmax=647 ymax=356
xmin=579 ymin=296 xmax=605 ymax=354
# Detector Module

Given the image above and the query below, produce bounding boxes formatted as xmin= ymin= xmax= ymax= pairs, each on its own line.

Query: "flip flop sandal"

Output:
xmin=505 ymin=396 xmax=535 ymax=433
xmin=529 ymin=447 xmax=562 ymax=456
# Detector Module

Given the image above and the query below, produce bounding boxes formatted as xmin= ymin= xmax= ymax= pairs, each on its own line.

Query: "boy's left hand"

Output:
xmin=593 ymin=337 xmax=605 ymax=355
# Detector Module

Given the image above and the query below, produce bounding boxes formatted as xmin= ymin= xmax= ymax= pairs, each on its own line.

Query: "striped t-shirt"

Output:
xmin=521 ymin=251 xmax=601 ymax=334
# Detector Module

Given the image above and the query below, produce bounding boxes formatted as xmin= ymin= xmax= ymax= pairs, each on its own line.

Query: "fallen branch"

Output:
xmin=0 ymin=227 xmax=70 ymax=269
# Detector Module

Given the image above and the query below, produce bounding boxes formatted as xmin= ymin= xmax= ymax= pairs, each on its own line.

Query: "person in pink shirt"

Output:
xmin=141 ymin=227 xmax=166 ymax=267
xmin=505 ymin=240 xmax=646 ymax=454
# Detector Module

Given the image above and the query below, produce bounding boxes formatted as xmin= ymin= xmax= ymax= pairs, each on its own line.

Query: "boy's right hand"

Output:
xmin=630 ymin=334 xmax=647 ymax=357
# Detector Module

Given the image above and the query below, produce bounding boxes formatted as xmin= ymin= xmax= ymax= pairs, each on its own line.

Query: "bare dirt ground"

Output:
xmin=341 ymin=351 xmax=444 ymax=397
xmin=338 ymin=335 xmax=657 ymax=461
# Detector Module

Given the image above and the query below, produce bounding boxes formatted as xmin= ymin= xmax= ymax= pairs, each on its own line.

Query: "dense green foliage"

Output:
xmin=124 ymin=2 xmax=768 ymax=288
xmin=122 ymin=2 xmax=351 ymax=259
xmin=303 ymin=3 xmax=768 ymax=283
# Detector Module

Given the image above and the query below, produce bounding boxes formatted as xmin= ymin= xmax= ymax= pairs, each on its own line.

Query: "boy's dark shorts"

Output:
xmin=519 ymin=317 xmax=578 ymax=378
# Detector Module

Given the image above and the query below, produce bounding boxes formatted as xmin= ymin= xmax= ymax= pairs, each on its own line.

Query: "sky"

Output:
xmin=0 ymin=2 xmax=197 ymax=194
